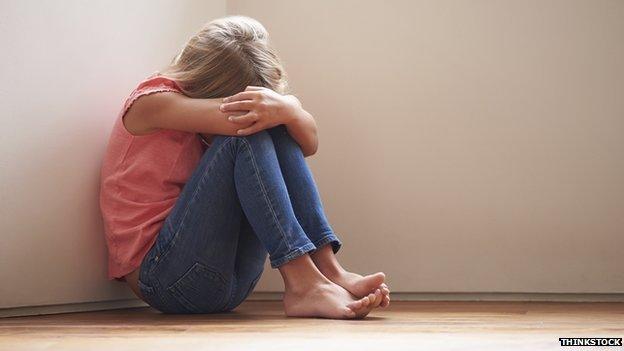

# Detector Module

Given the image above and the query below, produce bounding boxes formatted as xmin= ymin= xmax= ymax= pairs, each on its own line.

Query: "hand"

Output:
xmin=220 ymin=86 xmax=301 ymax=136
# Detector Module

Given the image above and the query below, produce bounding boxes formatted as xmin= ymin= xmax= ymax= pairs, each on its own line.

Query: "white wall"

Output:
xmin=0 ymin=0 xmax=225 ymax=308
xmin=231 ymin=0 xmax=624 ymax=293
xmin=1 ymin=0 xmax=623 ymax=311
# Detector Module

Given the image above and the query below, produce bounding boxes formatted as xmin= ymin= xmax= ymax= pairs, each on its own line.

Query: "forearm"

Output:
xmin=285 ymin=107 xmax=318 ymax=157
xmin=216 ymin=89 xmax=320 ymax=156
xmin=144 ymin=92 xmax=252 ymax=136
xmin=166 ymin=96 xmax=252 ymax=136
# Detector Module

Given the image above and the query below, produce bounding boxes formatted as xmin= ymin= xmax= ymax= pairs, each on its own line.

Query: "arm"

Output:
xmin=220 ymin=87 xmax=319 ymax=157
xmin=123 ymin=92 xmax=252 ymax=139
xmin=282 ymin=95 xmax=318 ymax=157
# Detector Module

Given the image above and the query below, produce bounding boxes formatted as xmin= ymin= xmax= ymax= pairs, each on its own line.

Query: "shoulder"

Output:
xmin=122 ymin=75 xmax=186 ymax=135
xmin=135 ymin=74 xmax=183 ymax=93
xmin=127 ymin=91 xmax=182 ymax=118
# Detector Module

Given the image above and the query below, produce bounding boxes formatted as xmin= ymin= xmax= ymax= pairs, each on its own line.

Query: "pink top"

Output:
xmin=99 ymin=75 xmax=207 ymax=280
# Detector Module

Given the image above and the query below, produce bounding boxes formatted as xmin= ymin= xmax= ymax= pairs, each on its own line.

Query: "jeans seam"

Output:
xmin=224 ymin=270 xmax=239 ymax=311
xmin=240 ymin=137 xmax=292 ymax=251
xmin=311 ymin=232 xmax=338 ymax=247
xmin=154 ymin=137 xmax=235 ymax=269
xmin=270 ymin=242 xmax=316 ymax=268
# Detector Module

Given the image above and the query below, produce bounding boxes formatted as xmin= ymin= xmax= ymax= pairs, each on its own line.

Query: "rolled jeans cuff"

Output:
xmin=269 ymin=243 xmax=317 ymax=268
xmin=312 ymin=232 xmax=342 ymax=254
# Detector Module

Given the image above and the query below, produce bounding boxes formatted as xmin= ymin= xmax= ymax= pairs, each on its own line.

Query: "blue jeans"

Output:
xmin=137 ymin=125 xmax=342 ymax=313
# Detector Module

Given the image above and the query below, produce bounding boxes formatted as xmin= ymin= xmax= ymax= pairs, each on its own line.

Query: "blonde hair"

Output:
xmin=161 ymin=16 xmax=288 ymax=98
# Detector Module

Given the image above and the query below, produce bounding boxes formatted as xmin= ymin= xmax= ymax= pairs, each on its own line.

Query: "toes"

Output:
xmin=372 ymin=289 xmax=383 ymax=307
xmin=343 ymin=307 xmax=356 ymax=318
xmin=361 ymin=295 xmax=371 ymax=307
xmin=347 ymin=299 xmax=363 ymax=310
xmin=380 ymin=295 xmax=390 ymax=308
xmin=347 ymin=296 xmax=374 ymax=319
xmin=369 ymin=272 xmax=386 ymax=285
xmin=359 ymin=272 xmax=385 ymax=293
xmin=367 ymin=292 xmax=376 ymax=306
xmin=350 ymin=292 xmax=381 ymax=319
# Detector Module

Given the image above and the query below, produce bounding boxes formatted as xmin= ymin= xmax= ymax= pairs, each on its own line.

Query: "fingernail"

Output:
xmin=237 ymin=130 xmax=244 ymax=135
xmin=222 ymin=97 xmax=229 ymax=102
xmin=228 ymin=116 xmax=233 ymax=121
xmin=220 ymin=104 xmax=225 ymax=110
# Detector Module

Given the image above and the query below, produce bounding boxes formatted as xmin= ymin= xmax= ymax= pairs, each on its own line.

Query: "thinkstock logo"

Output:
xmin=559 ymin=338 xmax=622 ymax=347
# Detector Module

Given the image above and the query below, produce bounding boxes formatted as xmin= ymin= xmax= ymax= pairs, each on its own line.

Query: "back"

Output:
xmin=99 ymin=74 xmax=206 ymax=280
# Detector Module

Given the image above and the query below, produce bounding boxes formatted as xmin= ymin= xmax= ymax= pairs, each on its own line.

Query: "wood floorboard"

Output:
xmin=0 ymin=301 xmax=622 ymax=350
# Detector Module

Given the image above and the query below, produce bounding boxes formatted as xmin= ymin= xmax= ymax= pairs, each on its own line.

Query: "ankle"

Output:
xmin=310 ymin=245 xmax=347 ymax=279
xmin=285 ymin=277 xmax=334 ymax=297
xmin=285 ymin=280 xmax=334 ymax=299
xmin=279 ymin=254 xmax=332 ymax=294
xmin=316 ymin=263 xmax=346 ymax=281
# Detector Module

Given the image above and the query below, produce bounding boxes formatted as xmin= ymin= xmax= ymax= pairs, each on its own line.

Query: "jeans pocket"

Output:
xmin=138 ymin=279 xmax=155 ymax=296
xmin=166 ymin=262 xmax=228 ymax=313
xmin=242 ymin=271 xmax=263 ymax=301
xmin=223 ymin=270 xmax=264 ymax=312
xmin=137 ymin=279 xmax=156 ymax=304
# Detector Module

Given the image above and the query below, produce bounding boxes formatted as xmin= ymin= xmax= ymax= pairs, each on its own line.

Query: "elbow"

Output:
xmin=302 ymin=142 xmax=318 ymax=157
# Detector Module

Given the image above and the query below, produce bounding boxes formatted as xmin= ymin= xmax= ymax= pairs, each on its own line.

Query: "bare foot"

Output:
xmin=310 ymin=245 xmax=391 ymax=305
xmin=283 ymin=281 xmax=380 ymax=319
xmin=330 ymin=270 xmax=391 ymax=308
xmin=332 ymin=270 xmax=386 ymax=296
xmin=348 ymin=288 xmax=385 ymax=318
xmin=379 ymin=285 xmax=390 ymax=308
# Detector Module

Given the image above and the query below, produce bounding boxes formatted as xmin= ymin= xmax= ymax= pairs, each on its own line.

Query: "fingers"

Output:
xmin=222 ymin=91 xmax=258 ymax=103
xmin=245 ymin=86 xmax=265 ymax=91
xmin=220 ymin=100 xmax=254 ymax=112
xmin=228 ymin=112 xmax=258 ymax=124
xmin=236 ymin=122 xmax=266 ymax=136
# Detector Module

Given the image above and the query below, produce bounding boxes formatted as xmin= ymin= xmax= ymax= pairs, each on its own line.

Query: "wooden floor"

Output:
xmin=0 ymin=301 xmax=622 ymax=351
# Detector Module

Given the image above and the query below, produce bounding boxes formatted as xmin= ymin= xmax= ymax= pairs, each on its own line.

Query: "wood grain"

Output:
xmin=0 ymin=301 xmax=622 ymax=350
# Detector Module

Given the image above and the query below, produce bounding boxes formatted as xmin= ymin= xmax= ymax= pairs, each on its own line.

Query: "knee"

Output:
xmin=235 ymin=129 xmax=272 ymax=143
xmin=210 ymin=130 xmax=271 ymax=145
xmin=230 ymin=129 xmax=275 ymax=152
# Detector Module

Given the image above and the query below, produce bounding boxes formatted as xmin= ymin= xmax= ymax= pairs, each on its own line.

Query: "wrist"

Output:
xmin=281 ymin=95 xmax=304 ymax=125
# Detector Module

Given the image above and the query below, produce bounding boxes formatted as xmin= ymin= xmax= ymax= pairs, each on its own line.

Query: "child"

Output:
xmin=100 ymin=16 xmax=390 ymax=319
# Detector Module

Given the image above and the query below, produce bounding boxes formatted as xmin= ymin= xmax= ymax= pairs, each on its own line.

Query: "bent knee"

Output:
xmin=235 ymin=129 xmax=272 ymax=143
xmin=230 ymin=129 xmax=275 ymax=151
xmin=209 ymin=130 xmax=270 ymax=146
